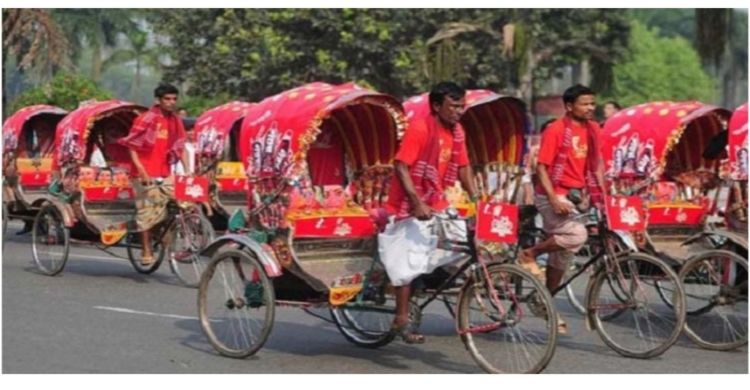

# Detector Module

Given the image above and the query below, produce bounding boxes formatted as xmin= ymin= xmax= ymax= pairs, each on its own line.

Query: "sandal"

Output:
xmin=391 ymin=321 xmax=425 ymax=344
xmin=141 ymin=255 xmax=155 ymax=266
xmin=556 ymin=314 xmax=568 ymax=335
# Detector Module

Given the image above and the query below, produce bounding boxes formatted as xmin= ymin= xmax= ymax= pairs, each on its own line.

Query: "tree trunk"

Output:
xmin=519 ymin=46 xmax=534 ymax=108
xmin=2 ymin=50 xmax=7 ymax=119
xmin=92 ymin=43 xmax=103 ymax=81
xmin=132 ymin=59 xmax=141 ymax=103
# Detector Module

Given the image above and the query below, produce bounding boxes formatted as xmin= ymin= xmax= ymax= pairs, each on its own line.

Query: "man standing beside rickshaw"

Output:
xmin=118 ymin=83 xmax=191 ymax=266
xmin=383 ymin=82 xmax=478 ymax=344
xmin=518 ymin=84 xmax=606 ymax=334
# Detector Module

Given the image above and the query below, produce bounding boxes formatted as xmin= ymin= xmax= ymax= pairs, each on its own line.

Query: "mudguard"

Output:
xmin=682 ymin=229 xmax=748 ymax=251
xmin=200 ymin=234 xmax=283 ymax=277
xmin=612 ymin=230 xmax=638 ymax=252
xmin=39 ymin=196 xmax=77 ymax=228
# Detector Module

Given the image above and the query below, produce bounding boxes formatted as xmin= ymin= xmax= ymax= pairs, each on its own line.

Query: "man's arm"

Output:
xmin=180 ymin=148 xmax=191 ymax=176
xmin=536 ymin=162 xmax=572 ymax=215
xmin=129 ymin=149 xmax=151 ymax=185
xmin=458 ymin=165 xmax=478 ymax=201
xmin=394 ymin=160 xmax=431 ymax=220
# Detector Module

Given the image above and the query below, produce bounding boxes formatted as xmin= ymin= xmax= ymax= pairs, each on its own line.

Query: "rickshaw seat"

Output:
xmin=80 ymin=165 xmax=135 ymax=203
xmin=16 ymin=158 xmax=54 ymax=187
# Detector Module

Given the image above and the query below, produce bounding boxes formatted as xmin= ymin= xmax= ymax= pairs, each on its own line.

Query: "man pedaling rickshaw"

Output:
xmin=379 ymin=82 xmax=479 ymax=344
xmin=117 ymin=83 xmax=192 ymax=266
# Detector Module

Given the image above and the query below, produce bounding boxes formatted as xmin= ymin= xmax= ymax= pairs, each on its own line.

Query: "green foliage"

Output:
xmin=605 ymin=21 xmax=716 ymax=108
xmin=9 ymin=73 xmax=112 ymax=113
xmin=149 ymin=9 xmax=632 ymax=101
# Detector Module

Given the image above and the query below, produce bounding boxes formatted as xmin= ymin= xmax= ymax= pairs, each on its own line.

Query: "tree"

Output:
xmin=10 ymin=73 xmax=113 ymax=113
xmin=148 ymin=9 xmax=573 ymax=101
xmin=604 ymin=21 xmax=716 ymax=108
xmin=631 ymin=8 xmax=747 ymax=107
xmin=102 ymin=27 xmax=163 ymax=102
xmin=52 ymin=9 xmax=139 ymax=81
xmin=694 ymin=9 xmax=733 ymax=71
xmin=2 ymin=9 xmax=71 ymax=118
xmin=424 ymin=9 xmax=631 ymax=105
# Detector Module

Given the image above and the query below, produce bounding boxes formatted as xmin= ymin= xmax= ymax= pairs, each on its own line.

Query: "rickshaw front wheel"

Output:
xmin=679 ymin=249 xmax=748 ymax=351
xmin=31 ymin=203 xmax=70 ymax=276
xmin=198 ymin=248 xmax=275 ymax=359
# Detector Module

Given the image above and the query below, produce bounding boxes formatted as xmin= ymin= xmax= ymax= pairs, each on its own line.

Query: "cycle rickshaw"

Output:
xmin=194 ymin=101 xmax=255 ymax=232
xmin=601 ymin=101 xmax=731 ymax=247
xmin=675 ymin=102 xmax=748 ymax=351
xmin=196 ymin=83 xmax=558 ymax=374
xmin=30 ymin=100 xmax=214 ymax=287
xmin=2 ymin=105 xmax=68 ymax=236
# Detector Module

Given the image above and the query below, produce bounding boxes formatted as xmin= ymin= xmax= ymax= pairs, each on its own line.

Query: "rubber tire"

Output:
xmin=198 ymin=248 xmax=275 ymax=359
xmin=31 ymin=203 xmax=70 ymax=276
xmin=330 ymin=304 xmax=397 ymax=349
xmin=679 ymin=249 xmax=748 ymax=351
xmin=126 ymin=231 xmax=166 ymax=274
xmin=457 ymin=263 xmax=558 ymax=374
xmin=587 ymin=252 xmax=686 ymax=359
xmin=168 ymin=211 xmax=216 ymax=288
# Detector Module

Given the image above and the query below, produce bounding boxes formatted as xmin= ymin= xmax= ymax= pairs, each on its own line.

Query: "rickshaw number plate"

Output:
xmin=605 ymin=195 xmax=647 ymax=231
xmin=475 ymin=201 xmax=518 ymax=243
xmin=175 ymin=176 xmax=209 ymax=202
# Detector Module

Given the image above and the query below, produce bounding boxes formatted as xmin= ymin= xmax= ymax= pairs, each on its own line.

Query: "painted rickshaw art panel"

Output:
xmin=728 ymin=103 xmax=749 ymax=182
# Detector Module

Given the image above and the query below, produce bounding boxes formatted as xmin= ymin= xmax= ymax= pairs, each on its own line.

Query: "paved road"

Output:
xmin=2 ymin=220 xmax=747 ymax=374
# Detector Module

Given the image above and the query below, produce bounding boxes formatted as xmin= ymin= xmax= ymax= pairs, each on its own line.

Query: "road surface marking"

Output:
xmin=93 ymin=306 xmax=211 ymax=322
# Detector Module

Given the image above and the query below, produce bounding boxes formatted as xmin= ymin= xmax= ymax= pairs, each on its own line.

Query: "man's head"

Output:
xmin=178 ymin=109 xmax=188 ymax=118
xmin=562 ymin=84 xmax=596 ymax=122
xmin=429 ymin=81 xmax=466 ymax=127
xmin=154 ymin=83 xmax=179 ymax=113
xmin=603 ymin=101 xmax=621 ymax=119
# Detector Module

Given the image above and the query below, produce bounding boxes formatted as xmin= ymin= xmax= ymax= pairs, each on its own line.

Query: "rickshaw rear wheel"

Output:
xmin=31 ymin=203 xmax=70 ymax=276
xmin=679 ymin=250 xmax=748 ymax=351
xmin=330 ymin=298 xmax=412 ymax=349
xmin=126 ymin=228 xmax=166 ymax=274
xmin=168 ymin=211 xmax=216 ymax=288
xmin=198 ymin=248 xmax=275 ymax=359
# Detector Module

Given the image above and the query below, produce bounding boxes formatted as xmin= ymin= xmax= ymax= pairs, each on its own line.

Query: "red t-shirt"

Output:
xmin=137 ymin=123 xmax=171 ymax=178
xmin=536 ymin=118 xmax=601 ymax=195
xmin=386 ymin=116 xmax=470 ymax=213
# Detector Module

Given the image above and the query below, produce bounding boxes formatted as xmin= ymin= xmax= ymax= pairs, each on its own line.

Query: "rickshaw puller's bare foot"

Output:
xmin=391 ymin=320 xmax=425 ymax=344
xmin=141 ymin=255 xmax=155 ymax=266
